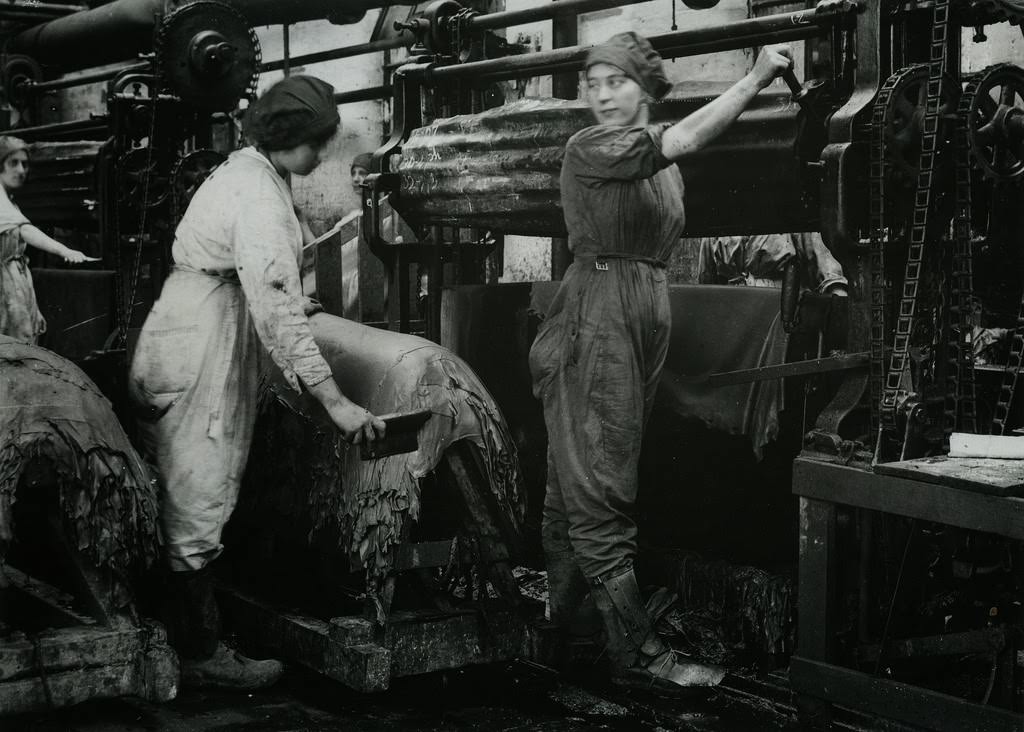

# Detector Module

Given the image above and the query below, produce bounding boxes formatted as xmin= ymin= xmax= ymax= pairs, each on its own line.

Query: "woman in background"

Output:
xmin=0 ymin=136 xmax=96 ymax=343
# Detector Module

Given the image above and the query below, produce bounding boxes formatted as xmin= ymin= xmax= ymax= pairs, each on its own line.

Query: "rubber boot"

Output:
xmin=167 ymin=567 xmax=284 ymax=691
xmin=546 ymin=551 xmax=602 ymax=637
xmin=591 ymin=568 xmax=725 ymax=694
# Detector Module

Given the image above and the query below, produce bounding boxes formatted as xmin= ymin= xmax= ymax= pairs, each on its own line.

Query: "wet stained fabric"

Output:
xmin=0 ymin=336 xmax=158 ymax=580
xmin=0 ymin=187 xmax=45 ymax=343
xmin=129 ymin=147 xmax=332 ymax=572
xmin=529 ymin=123 xmax=684 ymax=581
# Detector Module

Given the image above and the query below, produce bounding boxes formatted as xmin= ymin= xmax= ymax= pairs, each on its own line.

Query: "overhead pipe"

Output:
xmin=9 ymin=0 xmax=416 ymax=71
xmin=261 ymin=0 xmax=651 ymax=73
xmin=334 ymin=84 xmax=391 ymax=104
xmin=414 ymin=5 xmax=857 ymax=85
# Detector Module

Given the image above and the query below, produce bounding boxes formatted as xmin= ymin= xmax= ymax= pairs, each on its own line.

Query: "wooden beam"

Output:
xmin=384 ymin=607 xmax=526 ymax=677
xmin=793 ymin=459 xmax=1024 ymax=540
xmin=790 ymin=656 xmax=1023 ymax=732
xmin=797 ymin=497 xmax=836 ymax=662
xmin=0 ymin=626 xmax=140 ymax=681
xmin=218 ymin=587 xmax=392 ymax=693
xmin=0 ymin=625 xmax=177 ymax=714
xmin=1 ymin=565 xmax=95 ymax=628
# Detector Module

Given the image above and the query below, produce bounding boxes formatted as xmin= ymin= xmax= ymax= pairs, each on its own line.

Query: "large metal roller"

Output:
xmin=395 ymin=84 xmax=819 ymax=237
xmin=9 ymin=0 xmax=413 ymax=71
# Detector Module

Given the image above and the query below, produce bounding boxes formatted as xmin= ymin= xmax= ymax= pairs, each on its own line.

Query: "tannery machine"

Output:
xmin=5 ymin=0 xmax=1024 ymax=726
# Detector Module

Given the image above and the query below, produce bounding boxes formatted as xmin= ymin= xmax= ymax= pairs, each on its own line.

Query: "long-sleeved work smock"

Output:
xmin=529 ymin=123 xmax=685 ymax=581
xmin=129 ymin=147 xmax=333 ymax=571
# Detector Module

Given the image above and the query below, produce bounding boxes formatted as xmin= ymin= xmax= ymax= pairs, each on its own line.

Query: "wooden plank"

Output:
xmin=793 ymin=458 xmax=1024 ymax=540
xmin=218 ymin=588 xmax=391 ymax=693
xmin=0 ymin=626 xmax=142 ymax=681
xmin=874 ymin=456 xmax=1024 ymax=497
xmin=790 ymin=656 xmax=1023 ymax=732
xmin=0 ymin=662 xmax=141 ymax=716
xmin=385 ymin=607 xmax=525 ymax=677
xmin=797 ymin=497 xmax=836 ymax=662
xmin=1 ymin=565 xmax=96 ymax=628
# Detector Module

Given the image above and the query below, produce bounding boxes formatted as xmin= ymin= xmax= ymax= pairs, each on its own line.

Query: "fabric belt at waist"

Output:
xmin=575 ymin=252 xmax=667 ymax=270
xmin=2 ymin=253 xmax=27 ymax=266
xmin=172 ymin=263 xmax=241 ymax=285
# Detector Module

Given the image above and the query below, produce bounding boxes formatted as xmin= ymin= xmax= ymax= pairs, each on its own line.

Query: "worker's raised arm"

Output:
xmin=661 ymin=45 xmax=793 ymax=161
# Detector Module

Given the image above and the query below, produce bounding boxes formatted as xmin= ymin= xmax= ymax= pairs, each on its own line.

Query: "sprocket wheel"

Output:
xmin=964 ymin=64 xmax=1024 ymax=181
xmin=155 ymin=0 xmax=260 ymax=113
xmin=882 ymin=65 xmax=959 ymax=183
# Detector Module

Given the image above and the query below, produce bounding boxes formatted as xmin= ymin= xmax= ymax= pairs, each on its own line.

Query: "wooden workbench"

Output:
xmin=791 ymin=456 xmax=1024 ymax=731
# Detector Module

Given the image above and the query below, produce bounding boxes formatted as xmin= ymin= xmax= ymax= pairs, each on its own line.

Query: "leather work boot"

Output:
xmin=167 ymin=565 xmax=284 ymax=690
xmin=591 ymin=567 xmax=725 ymax=694
xmin=180 ymin=643 xmax=284 ymax=690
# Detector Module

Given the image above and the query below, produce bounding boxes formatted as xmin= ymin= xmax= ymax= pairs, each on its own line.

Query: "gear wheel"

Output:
xmin=155 ymin=0 xmax=260 ymax=113
xmin=117 ymin=148 xmax=171 ymax=209
xmin=882 ymin=65 xmax=959 ymax=182
xmin=964 ymin=64 xmax=1024 ymax=181
xmin=172 ymin=149 xmax=225 ymax=213
xmin=1 ymin=54 xmax=42 ymax=112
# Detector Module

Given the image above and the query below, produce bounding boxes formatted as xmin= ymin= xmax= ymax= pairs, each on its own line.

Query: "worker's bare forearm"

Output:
xmin=20 ymin=224 xmax=72 ymax=258
xmin=660 ymin=75 xmax=761 ymax=160
xmin=307 ymin=375 xmax=352 ymax=411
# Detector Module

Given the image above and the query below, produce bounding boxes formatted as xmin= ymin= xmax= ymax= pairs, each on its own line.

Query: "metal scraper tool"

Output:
xmin=360 ymin=409 xmax=433 ymax=460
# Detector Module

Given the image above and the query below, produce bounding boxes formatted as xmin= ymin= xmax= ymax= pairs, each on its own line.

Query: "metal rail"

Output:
xmin=420 ymin=6 xmax=856 ymax=84
xmin=260 ymin=0 xmax=653 ymax=72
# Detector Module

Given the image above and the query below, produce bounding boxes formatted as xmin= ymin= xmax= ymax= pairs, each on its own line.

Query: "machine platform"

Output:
xmin=874 ymin=456 xmax=1024 ymax=497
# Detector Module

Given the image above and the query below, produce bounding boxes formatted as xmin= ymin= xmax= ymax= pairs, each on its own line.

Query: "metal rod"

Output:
xmin=283 ymin=23 xmax=291 ymax=77
xmin=9 ymin=116 xmax=109 ymax=138
xmin=261 ymin=36 xmax=411 ymax=73
xmin=470 ymin=0 xmax=651 ymax=30
xmin=25 ymin=62 xmax=149 ymax=94
xmin=0 ymin=1 xmax=86 ymax=15
xmin=334 ymin=85 xmax=392 ymax=105
xmin=423 ymin=10 xmax=845 ymax=85
xmin=261 ymin=0 xmax=650 ymax=73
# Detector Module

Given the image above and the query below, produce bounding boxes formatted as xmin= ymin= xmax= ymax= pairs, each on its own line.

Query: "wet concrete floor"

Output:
xmin=7 ymin=661 xmax=796 ymax=732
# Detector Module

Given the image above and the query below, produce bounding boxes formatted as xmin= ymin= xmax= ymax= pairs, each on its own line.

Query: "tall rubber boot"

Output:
xmin=591 ymin=567 xmax=725 ymax=693
xmin=167 ymin=567 xmax=284 ymax=691
xmin=546 ymin=551 xmax=602 ymax=637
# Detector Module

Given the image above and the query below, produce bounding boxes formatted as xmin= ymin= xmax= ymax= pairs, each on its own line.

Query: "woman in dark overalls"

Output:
xmin=530 ymin=33 xmax=793 ymax=691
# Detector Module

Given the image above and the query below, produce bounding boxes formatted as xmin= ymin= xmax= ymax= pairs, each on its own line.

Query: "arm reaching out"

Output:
xmin=661 ymin=45 xmax=793 ymax=161
xmin=21 ymin=225 xmax=99 ymax=263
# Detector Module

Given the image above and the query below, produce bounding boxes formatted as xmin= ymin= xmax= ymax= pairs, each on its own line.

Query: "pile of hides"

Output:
xmin=0 ymin=336 xmax=159 ymax=575
xmin=661 ymin=552 xmax=795 ymax=664
xmin=243 ymin=314 xmax=525 ymax=587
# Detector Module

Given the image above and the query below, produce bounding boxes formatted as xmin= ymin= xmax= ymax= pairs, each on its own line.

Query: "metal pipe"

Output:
xmin=334 ymin=85 xmax=391 ymax=104
xmin=9 ymin=116 xmax=109 ymax=138
xmin=10 ymin=0 xmax=416 ymax=71
xmin=421 ymin=9 xmax=846 ymax=85
xmin=261 ymin=0 xmax=651 ymax=72
xmin=25 ymin=62 xmax=148 ymax=94
xmin=469 ymin=0 xmax=651 ymax=31
xmin=261 ymin=36 xmax=411 ymax=73
xmin=0 ymin=2 xmax=86 ymax=15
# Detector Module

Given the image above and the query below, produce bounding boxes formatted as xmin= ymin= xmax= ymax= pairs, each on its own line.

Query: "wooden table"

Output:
xmin=790 ymin=456 xmax=1024 ymax=731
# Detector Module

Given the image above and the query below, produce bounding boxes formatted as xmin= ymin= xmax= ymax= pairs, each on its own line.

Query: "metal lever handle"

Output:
xmin=781 ymin=67 xmax=826 ymax=112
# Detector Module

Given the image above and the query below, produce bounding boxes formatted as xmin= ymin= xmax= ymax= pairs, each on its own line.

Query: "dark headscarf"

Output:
xmin=351 ymin=152 xmax=373 ymax=172
xmin=585 ymin=32 xmax=671 ymax=100
xmin=244 ymin=75 xmax=340 ymax=151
